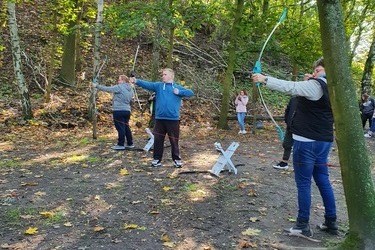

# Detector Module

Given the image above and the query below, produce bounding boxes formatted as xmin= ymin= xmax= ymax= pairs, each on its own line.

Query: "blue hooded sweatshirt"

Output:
xmin=135 ymin=80 xmax=194 ymax=120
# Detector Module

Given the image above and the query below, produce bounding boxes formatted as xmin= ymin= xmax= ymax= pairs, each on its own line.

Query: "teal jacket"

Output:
xmin=136 ymin=80 xmax=194 ymax=120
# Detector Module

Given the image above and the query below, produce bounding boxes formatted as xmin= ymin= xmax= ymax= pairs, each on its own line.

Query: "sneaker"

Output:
xmin=173 ymin=160 xmax=182 ymax=168
xmin=364 ymin=133 xmax=372 ymax=138
xmin=151 ymin=159 xmax=161 ymax=167
xmin=317 ymin=217 xmax=338 ymax=235
xmin=273 ymin=161 xmax=289 ymax=170
xmin=125 ymin=144 xmax=135 ymax=149
xmin=238 ymin=130 xmax=243 ymax=134
xmin=242 ymin=130 xmax=247 ymax=134
xmin=288 ymin=219 xmax=312 ymax=237
xmin=112 ymin=145 xmax=125 ymax=150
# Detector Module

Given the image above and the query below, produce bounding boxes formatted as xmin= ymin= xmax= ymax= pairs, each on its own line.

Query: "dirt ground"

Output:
xmin=1 ymin=118 xmax=367 ymax=250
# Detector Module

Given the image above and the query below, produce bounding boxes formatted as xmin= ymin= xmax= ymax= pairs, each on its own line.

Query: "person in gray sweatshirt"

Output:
xmin=92 ymin=75 xmax=135 ymax=150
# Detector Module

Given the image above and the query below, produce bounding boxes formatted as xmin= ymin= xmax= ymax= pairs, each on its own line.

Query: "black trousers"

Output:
xmin=153 ymin=119 xmax=181 ymax=161
xmin=361 ymin=112 xmax=373 ymax=129
xmin=282 ymin=129 xmax=293 ymax=161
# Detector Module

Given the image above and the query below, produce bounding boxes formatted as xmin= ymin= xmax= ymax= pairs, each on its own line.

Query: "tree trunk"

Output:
xmin=360 ymin=32 xmax=375 ymax=95
xmin=166 ymin=0 xmax=174 ymax=68
xmin=217 ymin=0 xmax=244 ymax=129
xmin=60 ymin=19 xmax=77 ymax=85
xmin=151 ymin=23 xmax=162 ymax=81
xmin=89 ymin=0 xmax=104 ymax=139
xmin=317 ymin=0 xmax=375 ymax=248
xmin=45 ymin=6 xmax=58 ymax=103
xmin=7 ymin=1 xmax=33 ymax=120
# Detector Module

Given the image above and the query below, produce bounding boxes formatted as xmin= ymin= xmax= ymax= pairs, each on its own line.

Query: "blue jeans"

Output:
xmin=292 ymin=140 xmax=336 ymax=221
xmin=370 ymin=117 xmax=375 ymax=132
xmin=237 ymin=112 xmax=246 ymax=131
xmin=113 ymin=110 xmax=133 ymax=146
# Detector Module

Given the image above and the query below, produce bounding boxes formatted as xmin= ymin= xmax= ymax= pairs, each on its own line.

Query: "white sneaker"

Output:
xmin=238 ymin=130 xmax=243 ymax=134
xmin=242 ymin=130 xmax=247 ymax=134
xmin=173 ymin=160 xmax=182 ymax=168
xmin=112 ymin=145 xmax=125 ymax=150
xmin=364 ymin=133 xmax=372 ymax=138
xmin=151 ymin=159 xmax=161 ymax=167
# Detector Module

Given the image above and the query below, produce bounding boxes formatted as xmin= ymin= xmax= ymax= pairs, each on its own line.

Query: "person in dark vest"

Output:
xmin=273 ymin=96 xmax=297 ymax=170
xmin=252 ymin=58 xmax=337 ymax=237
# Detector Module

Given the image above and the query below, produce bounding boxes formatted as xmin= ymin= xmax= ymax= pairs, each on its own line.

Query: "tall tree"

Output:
xmin=317 ymin=0 xmax=375 ymax=248
xmin=361 ymin=31 xmax=375 ymax=94
xmin=59 ymin=0 xmax=79 ymax=85
xmin=89 ymin=0 xmax=104 ymax=139
xmin=7 ymin=1 xmax=33 ymax=119
xmin=217 ymin=0 xmax=244 ymax=129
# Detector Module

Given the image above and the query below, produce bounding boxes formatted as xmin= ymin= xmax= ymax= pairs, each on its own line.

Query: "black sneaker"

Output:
xmin=288 ymin=218 xmax=312 ymax=237
xmin=317 ymin=217 xmax=338 ymax=235
xmin=273 ymin=161 xmax=289 ymax=170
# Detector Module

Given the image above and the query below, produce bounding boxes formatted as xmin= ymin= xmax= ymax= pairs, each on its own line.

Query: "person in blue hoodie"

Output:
xmin=130 ymin=68 xmax=194 ymax=168
xmin=93 ymin=75 xmax=134 ymax=150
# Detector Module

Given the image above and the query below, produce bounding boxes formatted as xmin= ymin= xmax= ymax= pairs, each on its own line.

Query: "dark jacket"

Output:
xmin=285 ymin=97 xmax=298 ymax=130
xmin=291 ymin=78 xmax=333 ymax=142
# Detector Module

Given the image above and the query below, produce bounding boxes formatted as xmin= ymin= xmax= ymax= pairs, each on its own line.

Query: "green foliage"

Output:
xmin=43 ymin=211 xmax=66 ymax=225
xmin=183 ymin=182 xmax=198 ymax=192
xmin=0 ymin=159 xmax=22 ymax=168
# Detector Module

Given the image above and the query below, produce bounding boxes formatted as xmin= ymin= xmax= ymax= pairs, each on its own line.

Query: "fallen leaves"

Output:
xmin=241 ymin=227 xmax=261 ymax=236
xmin=25 ymin=227 xmax=38 ymax=235
xmin=123 ymin=223 xmax=146 ymax=230
xmin=119 ymin=169 xmax=129 ymax=176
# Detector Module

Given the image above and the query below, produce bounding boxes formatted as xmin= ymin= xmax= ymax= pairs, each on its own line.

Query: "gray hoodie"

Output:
xmin=96 ymin=83 xmax=134 ymax=111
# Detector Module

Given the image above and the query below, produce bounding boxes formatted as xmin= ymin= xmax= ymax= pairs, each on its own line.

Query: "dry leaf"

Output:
xmin=21 ymin=182 xmax=38 ymax=186
xmin=241 ymin=227 xmax=261 ymax=236
xmin=123 ymin=223 xmax=146 ymax=230
xmin=149 ymin=211 xmax=160 ymax=214
xmin=64 ymin=222 xmax=73 ymax=227
xmin=162 ymin=186 xmax=172 ymax=192
xmin=119 ymin=169 xmax=129 ymax=176
xmin=162 ymin=242 xmax=176 ymax=248
xmin=25 ymin=227 xmax=38 ymax=235
xmin=39 ymin=211 xmax=55 ymax=218
xmin=161 ymin=233 xmax=171 ymax=242
xmin=249 ymin=217 xmax=259 ymax=222
xmin=94 ymin=226 xmax=105 ymax=232
xmin=34 ymin=191 xmax=46 ymax=196
xmin=124 ymin=224 xmax=138 ymax=229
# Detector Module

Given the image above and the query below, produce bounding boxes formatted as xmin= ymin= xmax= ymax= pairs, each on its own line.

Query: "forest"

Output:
xmin=1 ymin=0 xmax=375 ymax=249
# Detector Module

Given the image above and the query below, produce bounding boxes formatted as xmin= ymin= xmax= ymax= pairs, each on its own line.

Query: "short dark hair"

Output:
xmin=313 ymin=57 xmax=324 ymax=69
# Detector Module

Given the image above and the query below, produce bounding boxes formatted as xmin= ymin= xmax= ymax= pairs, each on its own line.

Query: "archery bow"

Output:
xmin=253 ymin=8 xmax=288 ymax=141
xmin=130 ymin=44 xmax=142 ymax=111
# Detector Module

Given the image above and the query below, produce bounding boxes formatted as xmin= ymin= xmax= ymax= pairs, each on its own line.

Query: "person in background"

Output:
xmin=92 ymin=75 xmax=134 ymax=150
xmin=252 ymin=57 xmax=338 ymax=237
xmin=130 ymin=68 xmax=194 ymax=168
xmin=234 ymin=89 xmax=249 ymax=134
xmin=360 ymin=92 xmax=375 ymax=131
xmin=273 ymin=96 xmax=297 ymax=170
xmin=364 ymin=110 xmax=375 ymax=138
xmin=148 ymin=93 xmax=156 ymax=128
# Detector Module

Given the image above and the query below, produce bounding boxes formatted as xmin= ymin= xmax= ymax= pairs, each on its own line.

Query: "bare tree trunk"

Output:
xmin=361 ymin=31 xmax=375 ymax=95
xmin=7 ymin=1 xmax=33 ymax=119
xmin=45 ymin=6 xmax=58 ymax=103
xmin=89 ymin=0 xmax=104 ymax=139
xmin=217 ymin=0 xmax=244 ymax=129
xmin=151 ymin=23 xmax=162 ymax=81
xmin=317 ymin=0 xmax=375 ymax=248
xmin=60 ymin=19 xmax=77 ymax=85
xmin=166 ymin=0 xmax=174 ymax=68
